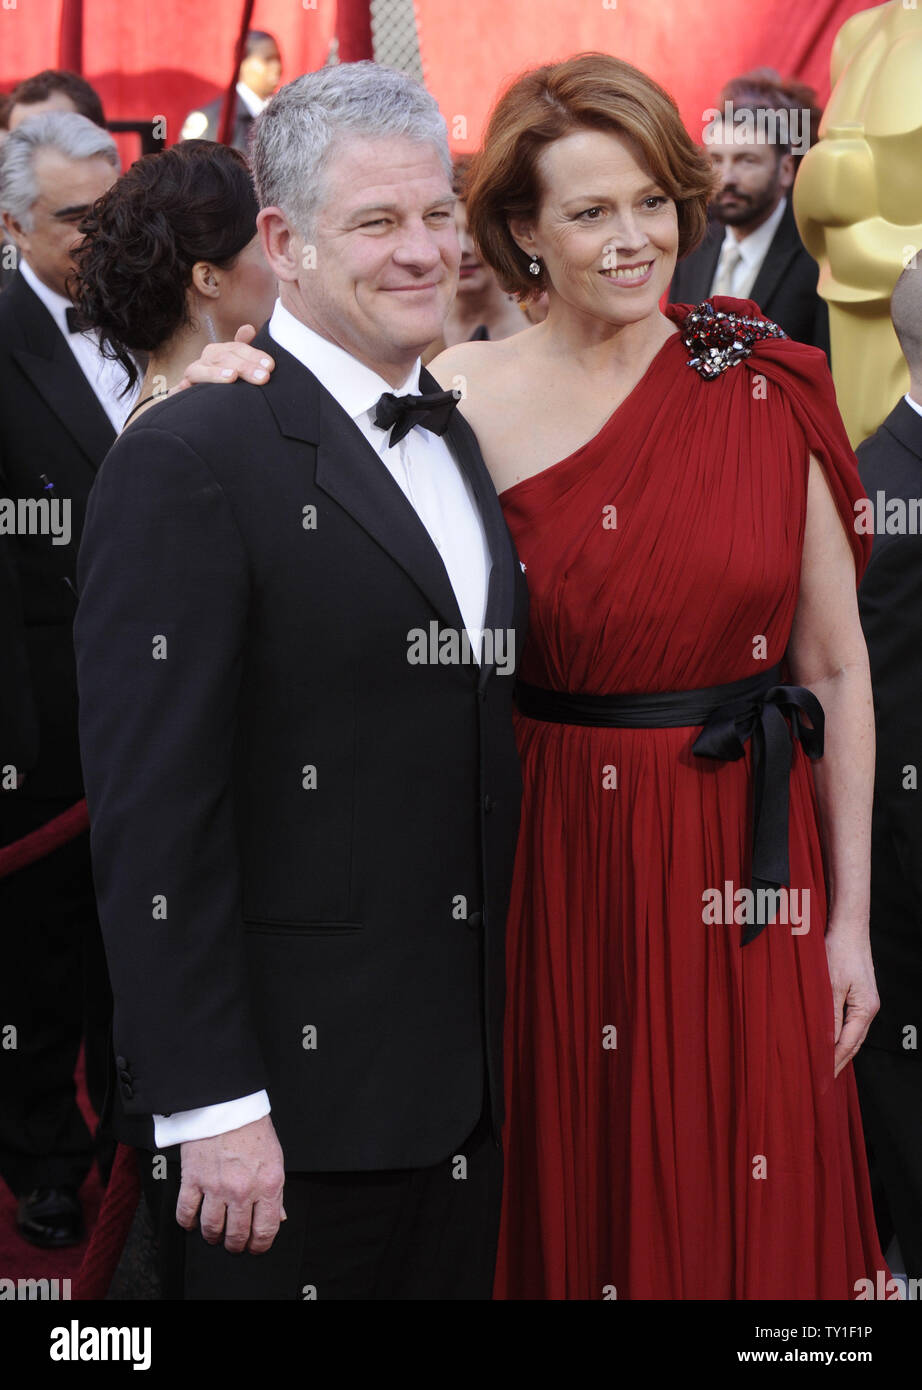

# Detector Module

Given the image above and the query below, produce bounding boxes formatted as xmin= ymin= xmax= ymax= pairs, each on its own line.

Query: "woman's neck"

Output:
xmin=139 ymin=323 xmax=213 ymax=402
xmin=444 ymin=282 xmax=524 ymax=344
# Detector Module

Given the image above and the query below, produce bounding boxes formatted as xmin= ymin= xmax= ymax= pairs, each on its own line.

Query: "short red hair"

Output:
xmin=465 ymin=53 xmax=716 ymax=297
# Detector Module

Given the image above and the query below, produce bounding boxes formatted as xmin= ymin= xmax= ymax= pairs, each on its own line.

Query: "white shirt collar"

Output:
xmin=904 ymin=393 xmax=922 ymax=421
xmin=19 ymin=256 xmax=75 ymax=336
xmin=267 ymin=298 xmax=421 ymax=423
xmin=721 ymin=195 xmax=787 ymax=267
xmin=236 ymin=82 xmax=268 ymax=118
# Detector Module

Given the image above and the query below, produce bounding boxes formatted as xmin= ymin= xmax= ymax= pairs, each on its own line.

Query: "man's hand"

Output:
xmin=177 ymin=1113 xmax=286 ymax=1253
xmin=174 ymin=324 xmax=276 ymax=393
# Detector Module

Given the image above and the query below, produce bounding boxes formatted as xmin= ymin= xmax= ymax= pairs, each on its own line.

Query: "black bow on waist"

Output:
xmin=690 ymin=669 xmax=824 ymax=943
xmin=515 ymin=663 xmax=825 ymax=945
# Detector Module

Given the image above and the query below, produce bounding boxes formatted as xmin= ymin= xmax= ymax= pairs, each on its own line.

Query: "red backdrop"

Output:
xmin=1 ymin=0 xmax=879 ymax=166
xmin=414 ymin=0 xmax=877 ymax=149
xmin=0 ymin=0 xmax=339 ymax=164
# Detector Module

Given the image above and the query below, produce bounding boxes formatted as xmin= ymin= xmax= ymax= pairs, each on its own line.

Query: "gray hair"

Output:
xmin=0 ymin=111 xmax=118 ymax=229
xmin=252 ymin=60 xmax=452 ymax=238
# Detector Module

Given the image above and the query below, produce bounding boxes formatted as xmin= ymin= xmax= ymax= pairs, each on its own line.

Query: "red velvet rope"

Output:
xmin=1 ymin=801 xmax=142 ymax=1295
xmin=73 ymin=1143 xmax=141 ymax=1300
xmin=0 ymin=798 xmax=89 ymax=880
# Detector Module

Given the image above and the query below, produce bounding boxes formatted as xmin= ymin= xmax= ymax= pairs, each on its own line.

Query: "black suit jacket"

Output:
xmin=74 ymin=326 xmax=528 ymax=1170
xmin=669 ymin=200 xmax=829 ymax=356
xmin=181 ymin=94 xmax=254 ymax=153
xmin=857 ymin=398 xmax=922 ymax=1057
xmin=0 ymin=270 xmax=116 ymax=801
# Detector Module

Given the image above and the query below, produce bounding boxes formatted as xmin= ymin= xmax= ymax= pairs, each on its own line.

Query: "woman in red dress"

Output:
xmin=431 ymin=54 xmax=887 ymax=1298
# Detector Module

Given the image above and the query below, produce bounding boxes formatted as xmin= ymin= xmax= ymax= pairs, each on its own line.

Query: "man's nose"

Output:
xmin=393 ymin=220 xmax=444 ymax=268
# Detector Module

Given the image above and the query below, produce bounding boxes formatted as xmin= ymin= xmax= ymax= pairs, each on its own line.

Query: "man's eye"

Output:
xmin=360 ymin=219 xmax=389 ymax=228
xmin=579 ymin=207 xmax=604 ymax=220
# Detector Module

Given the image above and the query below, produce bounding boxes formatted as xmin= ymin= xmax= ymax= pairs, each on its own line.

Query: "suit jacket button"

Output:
xmin=121 ymin=1084 xmax=134 ymax=1099
xmin=466 ymin=910 xmax=483 ymax=931
xmin=483 ymin=794 xmax=494 ymax=813
xmin=115 ymin=1055 xmax=127 ymax=1069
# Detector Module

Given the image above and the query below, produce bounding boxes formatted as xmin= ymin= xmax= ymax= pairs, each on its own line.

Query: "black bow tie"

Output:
xmin=65 ymin=306 xmax=83 ymax=334
xmin=373 ymin=388 xmax=460 ymax=447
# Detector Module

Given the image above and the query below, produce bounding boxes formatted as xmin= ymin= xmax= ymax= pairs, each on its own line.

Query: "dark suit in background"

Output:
xmin=0 ymin=270 xmax=115 ymax=1199
xmin=856 ymin=396 xmax=922 ymax=1281
xmin=179 ymin=92 xmax=255 ymax=153
xmin=74 ymin=326 xmax=528 ymax=1297
xmin=669 ymin=200 xmax=829 ymax=356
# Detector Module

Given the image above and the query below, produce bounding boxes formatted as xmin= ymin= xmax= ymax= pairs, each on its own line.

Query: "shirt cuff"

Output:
xmin=153 ymin=1090 xmax=271 ymax=1148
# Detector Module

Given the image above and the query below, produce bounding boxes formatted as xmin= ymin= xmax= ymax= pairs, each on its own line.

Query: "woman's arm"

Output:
xmin=787 ymin=453 xmax=879 ymax=1077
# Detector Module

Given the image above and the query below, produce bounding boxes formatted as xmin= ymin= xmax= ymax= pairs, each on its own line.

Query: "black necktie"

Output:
xmin=65 ymin=306 xmax=82 ymax=334
xmin=373 ymin=388 xmax=460 ymax=448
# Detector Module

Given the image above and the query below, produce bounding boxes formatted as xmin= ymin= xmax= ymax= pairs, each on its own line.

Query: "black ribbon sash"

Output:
xmin=514 ymin=664 xmax=825 ymax=945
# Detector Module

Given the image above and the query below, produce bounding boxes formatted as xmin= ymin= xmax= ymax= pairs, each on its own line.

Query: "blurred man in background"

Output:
xmin=180 ymin=30 xmax=281 ymax=152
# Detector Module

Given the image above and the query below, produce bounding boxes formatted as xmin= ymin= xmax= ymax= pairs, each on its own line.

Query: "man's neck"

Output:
xmin=277 ymin=293 xmax=421 ymax=388
xmin=20 ymin=255 xmax=69 ymax=302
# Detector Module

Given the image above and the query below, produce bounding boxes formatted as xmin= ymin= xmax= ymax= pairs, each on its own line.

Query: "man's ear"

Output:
xmin=1 ymin=210 xmax=27 ymax=251
xmin=258 ymin=206 xmax=304 ymax=284
xmin=778 ymin=152 xmax=796 ymax=193
xmin=507 ymin=216 xmax=537 ymax=260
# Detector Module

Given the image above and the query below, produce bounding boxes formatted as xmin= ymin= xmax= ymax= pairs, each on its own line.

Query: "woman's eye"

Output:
xmin=643 ymin=196 xmax=667 ymax=209
xmin=579 ymin=207 xmax=604 ymax=220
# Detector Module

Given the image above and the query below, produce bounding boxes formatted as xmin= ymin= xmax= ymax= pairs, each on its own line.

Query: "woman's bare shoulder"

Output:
xmin=427 ymin=330 xmax=534 ymax=395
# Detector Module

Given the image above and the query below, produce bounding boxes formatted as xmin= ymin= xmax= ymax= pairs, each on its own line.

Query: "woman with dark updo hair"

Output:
xmin=71 ymin=140 xmax=277 ymax=427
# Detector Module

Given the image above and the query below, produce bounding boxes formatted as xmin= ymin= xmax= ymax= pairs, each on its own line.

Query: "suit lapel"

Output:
xmin=258 ymin=332 xmax=468 ymax=634
xmin=749 ymin=202 xmax=799 ymax=317
xmin=683 ymin=223 xmax=722 ymax=303
xmin=419 ymin=364 xmax=516 ymax=677
xmin=9 ymin=274 xmax=116 ymax=470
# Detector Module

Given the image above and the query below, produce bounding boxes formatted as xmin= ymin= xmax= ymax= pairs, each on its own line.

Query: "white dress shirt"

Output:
xmin=19 ymin=257 xmax=139 ymax=431
xmin=235 ymin=82 xmax=269 ymax=118
xmin=710 ymin=196 xmax=788 ymax=302
xmin=153 ymin=298 xmax=492 ymax=1149
xmin=904 ymin=393 xmax=922 ymax=421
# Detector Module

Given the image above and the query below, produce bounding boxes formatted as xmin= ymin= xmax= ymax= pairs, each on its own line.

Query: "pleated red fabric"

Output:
xmin=493 ymin=297 xmax=887 ymax=1300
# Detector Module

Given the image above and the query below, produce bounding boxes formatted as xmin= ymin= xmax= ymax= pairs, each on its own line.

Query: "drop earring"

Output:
xmin=528 ymin=254 xmax=541 ymax=277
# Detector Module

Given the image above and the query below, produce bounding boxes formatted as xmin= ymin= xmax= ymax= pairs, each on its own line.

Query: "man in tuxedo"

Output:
xmin=74 ymin=61 xmax=526 ymax=1300
xmin=855 ymin=266 xmax=922 ymax=1282
xmin=0 ymin=111 xmax=135 ymax=1246
xmin=180 ymin=31 xmax=282 ymax=153
xmin=669 ymin=97 xmax=829 ymax=355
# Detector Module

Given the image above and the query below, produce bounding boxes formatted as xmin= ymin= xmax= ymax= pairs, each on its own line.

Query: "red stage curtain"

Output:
xmin=414 ymin=0 xmax=874 ymax=150
xmin=0 ymin=1 xmax=339 ymax=165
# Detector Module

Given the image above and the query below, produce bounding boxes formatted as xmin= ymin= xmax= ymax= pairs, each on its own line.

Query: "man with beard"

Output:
xmin=670 ymin=86 xmax=829 ymax=356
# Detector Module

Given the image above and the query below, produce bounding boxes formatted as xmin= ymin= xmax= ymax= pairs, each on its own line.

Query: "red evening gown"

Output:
xmin=493 ymin=297 xmax=888 ymax=1300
